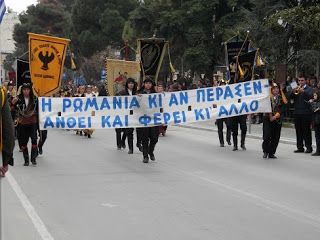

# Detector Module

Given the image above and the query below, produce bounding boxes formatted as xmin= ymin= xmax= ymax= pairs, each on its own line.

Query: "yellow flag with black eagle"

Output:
xmin=28 ymin=33 xmax=70 ymax=97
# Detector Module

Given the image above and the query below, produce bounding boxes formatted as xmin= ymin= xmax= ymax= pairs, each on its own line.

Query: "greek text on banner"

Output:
xmin=39 ymin=79 xmax=272 ymax=130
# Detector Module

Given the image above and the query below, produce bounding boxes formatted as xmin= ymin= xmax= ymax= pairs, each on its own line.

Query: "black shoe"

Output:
xmin=149 ymin=154 xmax=155 ymax=161
xmin=23 ymin=162 xmax=29 ymax=166
xmin=117 ymin=145 xmax=121 ymax=150
xmin=241 ymin=144 xmax=246 ymax=150
xmin=263 ymin=152 xmax=268 ymax=158
xmin=227 ymin=141 xmax=232 ymax=145
xmin=121 ymin=143 xmax=126 ymax=149
xmin=84 ymin=133 xmax=87 ymax=137
xmin=311 ymin=152 xmax=320 ymax=156
xmin=143 ymin=157 xmax=149 ymax=163
xmin=88 ymin=134 xmax=91 ymax=138
xmin=38 ymin=146 xmax=43 ymax=155
xmin=294 ymin=149 xmax=304 ymax=153
xmin=80 ymin=132 xmax=83 ymax=136
xmin=31 ymin=159 xmax=37 ymax=165
xmin=268 ymin=154 xmax=277 ymax=159
xmin=128 ymin=150 xmax=133 ymax=154
xmin=305 ymin=149 xmax=312 ymax=153
xmin=220 ymin=143 xmax=224 ymax=147
xmin=233 ymin=146 xmax=238 ymax=151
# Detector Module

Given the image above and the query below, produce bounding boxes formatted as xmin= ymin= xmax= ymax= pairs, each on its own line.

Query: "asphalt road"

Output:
xmin=2 ymin=124 xmax=320 ymax=240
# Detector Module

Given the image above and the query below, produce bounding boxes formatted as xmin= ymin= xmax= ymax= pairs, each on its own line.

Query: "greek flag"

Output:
xmin=0 ymin=0 xmax=6 ymax=24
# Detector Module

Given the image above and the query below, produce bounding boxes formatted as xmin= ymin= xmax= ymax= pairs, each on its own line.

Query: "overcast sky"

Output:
xmin=5 ymin=0 xmax=38 ymax=14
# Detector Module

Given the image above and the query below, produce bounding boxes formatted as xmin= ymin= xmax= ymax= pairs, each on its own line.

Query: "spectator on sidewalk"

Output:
xmin=288 ymin=76 xmax=314 ymax=153
xmin=309 ymin=90 xmax=320 ymax=156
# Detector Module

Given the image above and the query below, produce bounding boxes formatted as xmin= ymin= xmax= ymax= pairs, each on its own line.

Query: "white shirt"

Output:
xmin=24 ymin=97 xmax=29 ymax=107
xmin=128 ymin=89 xmax=133 ymax=96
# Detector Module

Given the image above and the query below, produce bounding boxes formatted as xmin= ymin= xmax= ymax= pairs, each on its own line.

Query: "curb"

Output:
xmin=175 ymin=124 xmax=297 ymax=146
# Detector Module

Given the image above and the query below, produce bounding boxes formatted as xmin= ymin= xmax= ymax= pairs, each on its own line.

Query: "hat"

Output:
xmin=8 ymin=81 xmax=14 ymax=86
xmin=271 ymin=82 xmax=279 ymax=89
xmin=21 ymin=83 xmax=31 ymax=89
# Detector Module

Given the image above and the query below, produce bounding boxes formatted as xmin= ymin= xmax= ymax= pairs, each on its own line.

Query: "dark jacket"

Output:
xmin=310 ymin=100 xmax=320 ymax=125
xmin=14 ymin=94 xmax=38 ymax=125
xmin=288 ymin=85 xmax=313 ymax=115
xmin=1 ymin=87 xmax=15 ymax=167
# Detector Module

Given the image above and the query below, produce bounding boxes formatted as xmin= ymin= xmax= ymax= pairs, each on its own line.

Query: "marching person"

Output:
xmin=157 ymin=84 xmax=168 ymax=136
xmin=138 ymin=78 xmax=159 ymax=163
xmin=0 ymin=85 xmax=15 ymax=177
xmin=118 ymin=78 xmax=137 ymax=154
xmin=288 ymin=76 xmax=314 ymax=153
xmin=309 ymin=90 xmax=320 ymax=156
xmin=230 ymin=114 xmax=247 ymax=151
xmin=216 ymin=79 xmax=231 ymax=147
xmin=83 ymin=85 xmax=95 ymax=138
xmin=262 ymin=83 xmax=288 ymax=158
xmin=12 ymin=83 xmax=38 ymax=166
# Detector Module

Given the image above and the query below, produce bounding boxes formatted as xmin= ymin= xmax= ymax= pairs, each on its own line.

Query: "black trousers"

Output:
xmin=136 ymin=128 xmax=143 ymax=146
xmin=38 ymin=130 xmax=48 ymax=147
xmin=217 ymin=118 xmax=231 ymax=144
xmin=230 ymin=115 xmax=247 ymax=146
xmin=20 ymin=123 xmax=38 ymax=147
xmin=115 ymin=128 xmax=126 ymax=147
xmin=314 ymin=124 xmax=320 ymax=153
xmin=294 ymin=114 xmax=312 ymax=150
xmin=124 ymin=128 xmax=134 ymax=151
xmin=141 ymin=126 xmax=159 ymax=158
xmin=262 ymin=117 xmax=282 ymax=154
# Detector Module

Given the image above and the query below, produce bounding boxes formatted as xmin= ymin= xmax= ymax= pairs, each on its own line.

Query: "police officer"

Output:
xmin=262 ymin=83 xmax=288 ymax=158
xmin=138 ymin=78 xmax=159 ymax=163
xmin=12 ymin=83 xmax=38 ymax=166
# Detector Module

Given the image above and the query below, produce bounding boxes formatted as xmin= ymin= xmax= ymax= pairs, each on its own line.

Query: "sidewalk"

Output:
xmin=176 ymin=119 xmax=298 ymax=146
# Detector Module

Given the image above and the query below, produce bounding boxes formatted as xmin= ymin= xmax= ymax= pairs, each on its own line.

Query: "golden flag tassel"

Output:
xmin=71 ymin=57 xmax=76 ymax=70
xmin=167 ymin=43 xmax=175 ymax=73
xmin=238 ymin=64 xmax=244 ymax=77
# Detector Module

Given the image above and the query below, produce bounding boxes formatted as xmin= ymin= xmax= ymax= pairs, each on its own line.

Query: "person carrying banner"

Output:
xmin=12 ymin=83 xmax=38 ymax=166
xmin=157 ymin=84 xmax=168 ymax=136
xmin=262 ymin=83 xmax=288 ymax=158
xmin=0 ymin=85 xmax=15 ymax=177
xmin=230 ymin=114 xmax=247 ymax=151
xmin=83 ymin=85 xmax=95 ymax=138
xmin=118 ymin=78 xmax=137 ymax=154
xmin=288 ymin=76 xmax=314 ymax=153
xmin=216 ymin=79 xmax=231 ymax=147
xmin=138 ymin=78 xmax=159 ymax=163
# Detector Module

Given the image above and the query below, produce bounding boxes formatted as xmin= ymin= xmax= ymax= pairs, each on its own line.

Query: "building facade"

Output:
xmin=0 ymin=11 xmax=20 ymax=84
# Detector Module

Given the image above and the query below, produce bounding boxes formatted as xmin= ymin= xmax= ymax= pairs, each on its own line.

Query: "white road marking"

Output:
xmin=101 ymin=203 xmax=118 ymax=208
xmin=6 ymin=172 xmax=54 ymax=240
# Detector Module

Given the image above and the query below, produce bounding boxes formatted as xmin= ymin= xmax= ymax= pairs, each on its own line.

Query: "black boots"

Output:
xmin=23 ymin=148 xmax=29 ymax=166
xmin=128 ymin=134 xmax=133 ymax=154
xmin=31 ymin=147 xmax=38 ymax=165
xmin=149 ymin=142 xmax=156 ymax=161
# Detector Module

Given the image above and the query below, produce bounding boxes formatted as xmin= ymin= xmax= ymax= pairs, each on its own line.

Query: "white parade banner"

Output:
xmin=39 ymin=79 xmax=271 ymax=130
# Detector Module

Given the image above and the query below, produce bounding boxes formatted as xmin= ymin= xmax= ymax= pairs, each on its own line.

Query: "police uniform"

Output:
xmin=262 ymin=83 xmax=288 ymax=158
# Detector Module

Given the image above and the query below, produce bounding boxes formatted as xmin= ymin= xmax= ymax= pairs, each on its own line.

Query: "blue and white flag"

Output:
xmin=0 ymin=0 xmax=6 ymax=24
